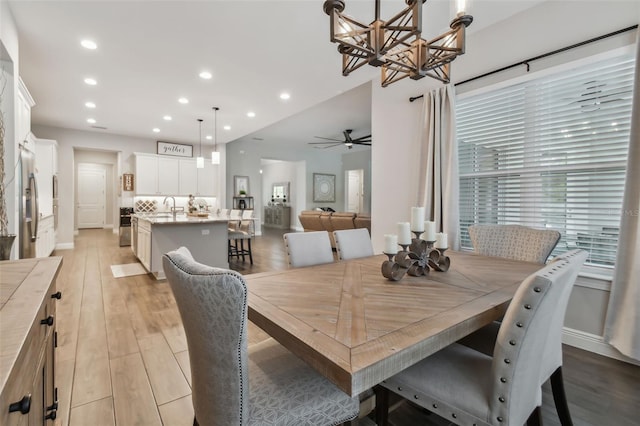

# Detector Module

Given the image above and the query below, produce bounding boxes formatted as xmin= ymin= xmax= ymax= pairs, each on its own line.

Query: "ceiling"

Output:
xmin=7 ymin=1 xmax=548 ymax=152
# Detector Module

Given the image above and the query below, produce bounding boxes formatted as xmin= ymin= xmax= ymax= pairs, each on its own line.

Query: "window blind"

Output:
xmin=457 ymin=54 xmax=635 ymax=267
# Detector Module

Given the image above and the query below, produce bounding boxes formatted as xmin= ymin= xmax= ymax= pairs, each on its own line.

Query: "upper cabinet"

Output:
xmin=134 ymin=153 xmax=217 ymax=196
xmin=16 ymin=77 xmax=35 ymax=146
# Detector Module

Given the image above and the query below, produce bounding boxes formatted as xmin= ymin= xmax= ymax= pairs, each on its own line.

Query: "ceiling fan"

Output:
xmin=309 ymin=129 xmax=371 ymax=149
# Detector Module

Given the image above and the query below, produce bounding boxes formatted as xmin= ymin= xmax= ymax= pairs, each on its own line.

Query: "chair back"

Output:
xmin=489 ymin=249 xmax=587 ymax=425
xmin=283 ymin=231 xmax=334 ymax=268
xmin=219 ymin=208 xmax=230 ymax=218
xmin=334 ymin=228 xmax=374 ymax=260
xmin=469 ymin=224 xmax=561 ymax=263
xmin=242 ymin=209 xmax=254 ymax=220
xmin=163 ymin=247 xmax=249 ymax=425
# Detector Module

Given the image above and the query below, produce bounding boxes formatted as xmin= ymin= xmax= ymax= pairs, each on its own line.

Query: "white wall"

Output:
xmin=369 ymin=1 xmax=639 ymax=361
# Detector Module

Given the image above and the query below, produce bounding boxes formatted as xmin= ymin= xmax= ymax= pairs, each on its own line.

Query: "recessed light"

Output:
xmin=223 ymin=125 xmax=231 ymax=131
xmin=280 ymin=92 xmax=291 ymax=100
xmin=153 ymin=128 xmax=160 ymax=133
xmin=199 ymin=71 xmax=212 ymax=79
xmin=247 ymin=111 xmax=256 ymax=118
xmin=178 ymin=97 xmax=189 ymax=104
xmin=163 ymin=115 xmax=172 ymax=121
xmin=206 ymin=135 xmax=212 ymax=140
xmin=84 ymin=78 xmax=97 ymax=86
xmin=81 ymin=39 xmax=97 ymax=50
xmin=87 ymin=118 xmax=96 ymax=124
xmin=85 ymin=102 xmax=96 ymax=108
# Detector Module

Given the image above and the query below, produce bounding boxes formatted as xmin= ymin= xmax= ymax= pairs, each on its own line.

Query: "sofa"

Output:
xmin=298 ymin=210 xmax=371 ymax=248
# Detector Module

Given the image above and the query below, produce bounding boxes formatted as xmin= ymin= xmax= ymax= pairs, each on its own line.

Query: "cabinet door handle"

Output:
xmin=40 ymin=315 xmax=54 ymax=326
xmin=45 ymin=409 xmax=57 ymax=421
xmin=51 ymin=291 xmax=62 ymax=299
xmin=9 ymin=394 xmax=31 ymax=414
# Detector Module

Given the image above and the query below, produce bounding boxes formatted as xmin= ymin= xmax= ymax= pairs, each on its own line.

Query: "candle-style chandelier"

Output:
xmin=323 ymin=0 xmax=473 ymax=87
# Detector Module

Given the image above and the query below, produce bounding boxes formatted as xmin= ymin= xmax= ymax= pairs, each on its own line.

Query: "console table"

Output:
xmin=263 ymin=205 xmax=291 ymax=229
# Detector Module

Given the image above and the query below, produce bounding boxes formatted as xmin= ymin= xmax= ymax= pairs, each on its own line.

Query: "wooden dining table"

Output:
xmin=246 ymin=251 xmax=543 ymax=397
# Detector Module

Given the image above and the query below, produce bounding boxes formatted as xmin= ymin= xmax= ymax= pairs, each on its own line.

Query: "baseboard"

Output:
xmin=562 ymin=327 xmax=640 ymax=366
xmin=56 ymin=242 xmax=74 ymax=250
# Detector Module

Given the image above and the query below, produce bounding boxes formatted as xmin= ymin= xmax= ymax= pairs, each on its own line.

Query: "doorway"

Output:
xmin=77 ymin=163 xmax=106 ymax=228
xmin=346 ymin=169 xmax=364 ymax=213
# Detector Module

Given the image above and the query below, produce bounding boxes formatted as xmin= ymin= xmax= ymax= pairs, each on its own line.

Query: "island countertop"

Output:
xmin=134 ymin=212 xmax=229 ymax=225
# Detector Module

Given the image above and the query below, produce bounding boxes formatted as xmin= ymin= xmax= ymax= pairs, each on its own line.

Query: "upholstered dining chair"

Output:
xmin=469 ymin=224 xmax=561 ymax=263
xmin=334 ymin=228 xmax=374 ymax=261
xmin=283 ymin=231 xmax=334 ymax=268
xmin=163 ymin=247 xmax=359 ymax=426
xmin=375 ymin=249 xmax=588 ymax=426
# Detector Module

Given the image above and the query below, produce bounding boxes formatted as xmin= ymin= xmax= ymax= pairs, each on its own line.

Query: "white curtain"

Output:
xmin=604 ymin=35 xmax=640 ymax=361
xmin=417 ymin=85 xmax=460 ymax=250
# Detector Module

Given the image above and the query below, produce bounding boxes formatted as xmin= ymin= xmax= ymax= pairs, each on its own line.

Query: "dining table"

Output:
xmin=246 ymin=251 xmax=543 ymax=397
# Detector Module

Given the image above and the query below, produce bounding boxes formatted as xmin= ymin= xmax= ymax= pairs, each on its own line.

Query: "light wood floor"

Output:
xmin=53 ymin=228 xmax=639 ymax=426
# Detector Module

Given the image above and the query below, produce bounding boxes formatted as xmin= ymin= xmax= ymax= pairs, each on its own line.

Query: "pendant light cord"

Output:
xmin=198 ymin=118 xmax=203 ymax=155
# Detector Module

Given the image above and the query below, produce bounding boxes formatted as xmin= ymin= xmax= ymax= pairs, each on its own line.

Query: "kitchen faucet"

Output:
xmin=163 ymin=196 xmax=176 ymax=218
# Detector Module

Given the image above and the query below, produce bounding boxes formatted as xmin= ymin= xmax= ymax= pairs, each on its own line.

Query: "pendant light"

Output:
xmin=196 ymin=118 xmax=204 ymax=169
xmin=211 ymin=107 xmax=220 ymax=164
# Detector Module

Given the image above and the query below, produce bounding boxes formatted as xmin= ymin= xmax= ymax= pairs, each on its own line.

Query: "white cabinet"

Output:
xmin=137 ymin=219 xmax=152 ymax=270
xmin=16 ymin=78 xmax=35 ymax=145
xmin=197 ymin=162 xmax=217 ymax=196
xmin=134 ymin=153 xmax=217 ymax=196
xmin=36 ymin=215 xmax=55 ymax=258
xmin=179 ymin=158 xmax=197 ymax=196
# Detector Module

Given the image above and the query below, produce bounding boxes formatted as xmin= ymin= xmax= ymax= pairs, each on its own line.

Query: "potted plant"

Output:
xmin=0 ymin=71 xmax=17 ymax=260
xmin=239 ymin=189 xmax=247 ymax=196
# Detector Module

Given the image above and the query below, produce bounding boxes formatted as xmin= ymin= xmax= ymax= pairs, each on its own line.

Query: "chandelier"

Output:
xmin=323 ymin=0 xmax=473 ymax=87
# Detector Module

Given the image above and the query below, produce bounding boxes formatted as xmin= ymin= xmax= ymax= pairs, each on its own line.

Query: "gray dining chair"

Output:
xmin=283 ymin=231 xmax=334 ymax=268
xmin=163 ymin=247 xmax=359 ymax=426
xmin=375 ymin=249 xmax=588 ymax=426
xmin=469 ymin=224 xmax=561 ymax=263
xmin=334 ymin=228 xmax=374 ymax=260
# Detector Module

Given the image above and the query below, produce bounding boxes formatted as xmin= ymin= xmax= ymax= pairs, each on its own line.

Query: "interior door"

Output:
xmin=77 ymin=163 xmax=106 ymax=228
xmin=346 ymin=169 xmax=364 ymax=213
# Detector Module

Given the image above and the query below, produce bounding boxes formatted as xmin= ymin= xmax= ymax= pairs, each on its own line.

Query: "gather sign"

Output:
xmin=157 ymin=141 xmax=193 ymax=158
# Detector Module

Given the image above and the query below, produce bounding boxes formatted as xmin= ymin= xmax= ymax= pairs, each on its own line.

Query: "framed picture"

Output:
xmin=234 ymin=175 xmax=250 ymax=195
xmin=313 ymin=173 xmax=336 ymax=202
xmin=122 ymin=173 xmax=134 ymax=191
xmin=157 ymin=141 xmax=193 ymax=157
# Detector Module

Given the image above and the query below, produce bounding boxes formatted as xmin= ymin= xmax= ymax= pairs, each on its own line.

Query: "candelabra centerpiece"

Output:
xmin=382 ymin=207 xmax=450 ymax=281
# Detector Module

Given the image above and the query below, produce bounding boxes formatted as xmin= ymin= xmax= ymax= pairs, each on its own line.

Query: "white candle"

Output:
xmin=435 ymin=232 xmax=448 ymax=249
xmin=398 ymin=222 xmax=412 ymax=245
xmin=410 ymin=207 xmax=425 ymax=232
xmin=384 ymin=234 xmax=398 ymax=254
xmin=424 ymin=221 xmax=436 ymax=241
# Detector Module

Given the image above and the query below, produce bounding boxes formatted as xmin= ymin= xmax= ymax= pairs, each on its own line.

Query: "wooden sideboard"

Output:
xmin=263 ymin=205 xmax=291 ymax=229
xmin=0 ymin=257 xmax=63 ymax=426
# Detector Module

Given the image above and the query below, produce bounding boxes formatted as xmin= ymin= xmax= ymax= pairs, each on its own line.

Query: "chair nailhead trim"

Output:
xmin=534 ymin=287 xmax=541 ymax=292
xmin=497 ymin=416 xmax=504 ymax=422
xmin=452 ymin=413 xmax=457 ymax=418
xmin=524 ymin=304 xmax=532 ymax=309
xmin=433 ymin=404 xmax=438 ymax=409
xmin=504 ymin=358 xmax=511 ymax=364
xmin=500 ymin=377 xmax=507 ymax=383
xmin=499 ymin=397 xmax=505 ymax=402
xmin=516 ymin=322 xmax=523 ymax=327
xmin=397 ymin=386 xmax=402 ymax=391
xmin=509 ymin=340 xmax=516 ymax=346
xmin=414 ymin=395 xmax=419 ymax=399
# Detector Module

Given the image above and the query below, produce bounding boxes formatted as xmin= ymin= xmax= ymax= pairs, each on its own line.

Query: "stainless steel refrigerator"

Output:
xmin=18 ymin=145 xmax=39 ymax=258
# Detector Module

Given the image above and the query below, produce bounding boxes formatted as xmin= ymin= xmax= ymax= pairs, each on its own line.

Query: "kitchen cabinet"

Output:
xmin=137 ymin=218 xmax=152 ymax=271
xmin=35 ymin=139 xmax=58 ymax=217
xmin=0 ymin=257 xmax=62 ymax=426
xmin=134 ymin=153 xmax=179 ymax=195
xmin=263 ymin=206 xmax=291 ymax=229
xmin=36 ymin=215 xmax=55 ymax=258
xmin=16 ymin=78 xmax=35 ymax=145
xmin=135 ymin=153 xmax=215 ymax=196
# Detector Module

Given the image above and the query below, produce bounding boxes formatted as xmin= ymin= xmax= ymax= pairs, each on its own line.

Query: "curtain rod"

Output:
xmin=409 ymin=24 xmax=639 ymax=102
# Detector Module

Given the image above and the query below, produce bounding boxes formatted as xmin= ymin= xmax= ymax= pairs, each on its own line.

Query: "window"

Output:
xmin=457 ymin=53 xmax=635 ymax=267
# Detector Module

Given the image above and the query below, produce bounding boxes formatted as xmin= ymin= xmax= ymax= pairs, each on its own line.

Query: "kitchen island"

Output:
xmin=133 ymin=213 xmax=229 ymax=280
